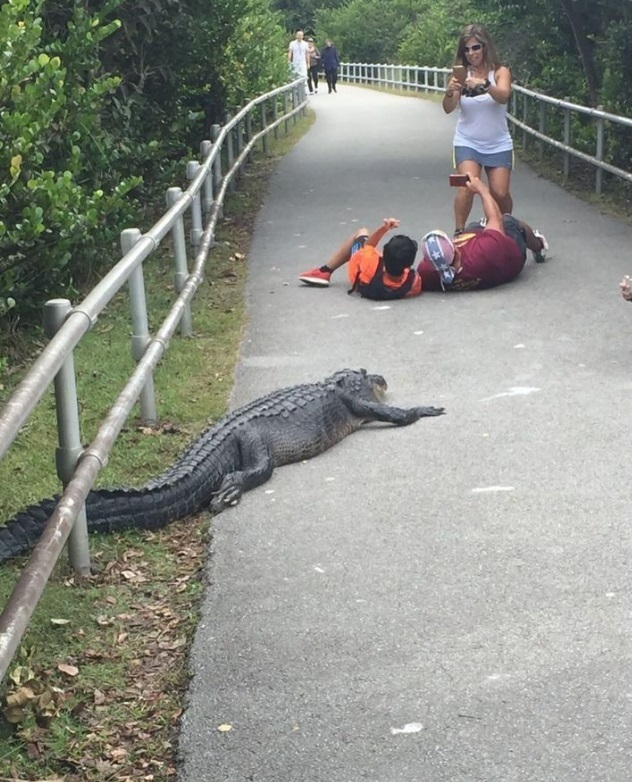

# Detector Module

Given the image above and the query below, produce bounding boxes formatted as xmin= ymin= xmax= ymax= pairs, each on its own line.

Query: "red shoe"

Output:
xmin=299 ymin=267 xmax=331 ymax=287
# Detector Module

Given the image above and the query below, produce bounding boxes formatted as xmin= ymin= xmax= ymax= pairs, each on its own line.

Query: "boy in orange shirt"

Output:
xmin=299 ymin=218 xmax=422 ymax=300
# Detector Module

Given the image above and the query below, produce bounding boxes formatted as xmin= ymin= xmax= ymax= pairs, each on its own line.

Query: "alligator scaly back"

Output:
xmin=0 ymin=369 xmax=445 ymax=562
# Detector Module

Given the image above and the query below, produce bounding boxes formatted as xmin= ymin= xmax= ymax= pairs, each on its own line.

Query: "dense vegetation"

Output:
xmin=2 ymin=0 xmax=631 ymax=338
xmin=0 ymin=0 xmax=289 ymax=331
xmin=285 ymin=0 xmax=632 ymax=116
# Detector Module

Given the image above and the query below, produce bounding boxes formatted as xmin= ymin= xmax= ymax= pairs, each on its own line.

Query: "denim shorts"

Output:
xmin=454 ymin=146 xmax=514 ymax=169
xmin=350 ymin=234 xmax=369 ymax=255
xmin=464 ymin=214 xmax=527 ymax=258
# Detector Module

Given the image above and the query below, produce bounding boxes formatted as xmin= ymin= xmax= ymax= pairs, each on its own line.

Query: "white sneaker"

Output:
xmin=533 ymin=229 xmax=549 ymax=263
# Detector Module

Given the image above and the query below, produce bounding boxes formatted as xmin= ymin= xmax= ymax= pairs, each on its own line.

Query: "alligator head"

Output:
xmin=325 ymin=367 xmax=388 ymax=401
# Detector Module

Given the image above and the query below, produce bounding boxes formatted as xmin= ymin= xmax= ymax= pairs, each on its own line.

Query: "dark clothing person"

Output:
xmin=321 ymin=40 xmax=340 ymax=93
xmin=306 ymin=39 xmax=320 ymax=94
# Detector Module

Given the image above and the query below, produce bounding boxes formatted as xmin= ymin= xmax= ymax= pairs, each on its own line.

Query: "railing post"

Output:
xmin=595 ymin=106 xmax=604 ymax=195
xmin=43 ymin=299 xmax=92 ymax=575
xmin=300 ymin=79 xmax=307 ymax=116
xmin=200 ymin=139 xmax=214 ymax=215
xmin=522 ymin=93 xmax=528 ymax=151
xmin=538 ymin=101 xmax=545 ymax=161
xmin=225 ymin=113 xmax=235 ymax=191
xmin=234 ymin=110 xmax=243 ymax=184
xmin=211 ymin=124 xmax=222 ymax=191
xmin=166 ymin=187 xmax=193 ymax=337
xmin=244 ymin=101 xmax=254 ymax=162
xmin=261 ymin=101 xmax=269 ymax=153
xmin=186 ymin=161 xmax=204 ymax=244
xmin=272 ymin=94 xmax=279 ymax=140
xmin=121 ymin=228 xmax=157 ymax=426
xmin=283 ymin=90 xmax=289 ymax=134
xmin=563 ymin=100 xmax=571 ymax=180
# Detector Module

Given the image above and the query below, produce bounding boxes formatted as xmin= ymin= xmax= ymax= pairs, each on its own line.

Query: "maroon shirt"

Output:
xmin=417 ymin=229 xmax=525 ymax=291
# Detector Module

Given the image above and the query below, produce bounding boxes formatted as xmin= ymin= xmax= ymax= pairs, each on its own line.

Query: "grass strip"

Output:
xmin=0 ymin=111 xmax=314 ymax=782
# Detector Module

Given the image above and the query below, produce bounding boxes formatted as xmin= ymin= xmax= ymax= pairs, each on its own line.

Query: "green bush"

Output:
xmin=0 ymin=0 xmax=141 ymax=318
xmin=0 ymin=0 xmax=290 ymax=331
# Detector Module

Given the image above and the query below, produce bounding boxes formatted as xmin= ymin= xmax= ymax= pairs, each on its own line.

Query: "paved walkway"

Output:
xmin=178 ymin=86 xmax=632 ymax=781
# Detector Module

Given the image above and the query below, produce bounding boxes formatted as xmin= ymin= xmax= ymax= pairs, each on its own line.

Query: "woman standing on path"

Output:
xmin=306 ymin=38 xmax=321 ymax=94
xmin=442 ymin=24 xmax=513 ymax=235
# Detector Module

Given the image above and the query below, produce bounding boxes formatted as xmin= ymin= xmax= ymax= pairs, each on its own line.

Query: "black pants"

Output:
xmin=307 ymin=66 xmax=319 ymax=93
xmin=325 ymin=68 xmax=338 ymax=92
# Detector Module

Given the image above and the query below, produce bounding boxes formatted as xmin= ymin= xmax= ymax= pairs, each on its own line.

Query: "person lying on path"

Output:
xmin=299 ymin=219 xmax=422 ymax=300
xmin=417 ymin=176 xmax=549 ymax=291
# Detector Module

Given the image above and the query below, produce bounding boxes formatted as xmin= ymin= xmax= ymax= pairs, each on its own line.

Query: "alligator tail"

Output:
xmin=0 ymin=481 xmax=211 ymax=563
xmin=0 ymin=498 xmax=61 ymax=563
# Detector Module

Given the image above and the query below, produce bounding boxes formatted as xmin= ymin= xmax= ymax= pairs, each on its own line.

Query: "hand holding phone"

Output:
xmin=451 ymin=65 xmax=467 ymax=85
xmin=449 ymin=174 xmax=471 ymax=187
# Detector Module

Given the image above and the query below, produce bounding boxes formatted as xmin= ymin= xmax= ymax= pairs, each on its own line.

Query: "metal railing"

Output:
xmin=340 ymin=62 xmax=632 ymax=194
xmin=0 ymin=78 xmax=307 ymax=683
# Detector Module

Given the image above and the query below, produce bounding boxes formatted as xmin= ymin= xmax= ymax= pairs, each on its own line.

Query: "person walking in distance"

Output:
xmin=288 ymin=30 xmax=309 ymax=82
xmin=306 ymin=38 xmax=321 ymax=94
xmin=321 ymin=38 xmax=340 ymax=93
xmin=443 ymin=23 xmax=513 ymax=235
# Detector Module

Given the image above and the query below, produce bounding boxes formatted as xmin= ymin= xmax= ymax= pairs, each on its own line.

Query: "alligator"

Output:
xmin=0 ymin=368 xmax=444 ymax=562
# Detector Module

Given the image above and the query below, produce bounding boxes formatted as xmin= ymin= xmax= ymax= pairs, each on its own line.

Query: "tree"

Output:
xmin=272 ymin=0 xmax=347 ymax=36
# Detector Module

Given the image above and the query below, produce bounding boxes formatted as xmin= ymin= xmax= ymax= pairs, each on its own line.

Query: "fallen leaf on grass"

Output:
xmin=136 ymin=421 xmax=181 ymax=436
xmin=94 ymin=689 xmax=107 ymax=706
xmin=8 ymin=665 xmax=35 ymax=686
xmin=57 ymin=663 xmax=79 ymax=677
xmin=217 ymin=723 xmax=232 ymax=732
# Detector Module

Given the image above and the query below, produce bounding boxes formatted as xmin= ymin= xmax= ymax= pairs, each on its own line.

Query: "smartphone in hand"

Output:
xmin=449 ymin=173 xmax=471 ymax=187
xmin=451 ymin=65 xmax=467 ymax=84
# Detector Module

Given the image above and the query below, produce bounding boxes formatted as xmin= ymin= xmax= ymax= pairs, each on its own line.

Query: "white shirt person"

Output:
xmin=288 ymin=30 xmax=309 ymax=78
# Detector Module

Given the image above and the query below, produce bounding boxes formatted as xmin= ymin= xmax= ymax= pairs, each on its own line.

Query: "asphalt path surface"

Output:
xmin=178 ymin=85 xmax=632 ymax=781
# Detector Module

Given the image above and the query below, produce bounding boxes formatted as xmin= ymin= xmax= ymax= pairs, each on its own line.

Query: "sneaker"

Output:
xmin=479 ymin=217 xmax=487 ymax=227
xmin=299 ymin=267 xmax=331 ymax=287
xmin=532 ymin=229 xmax=549 ymax=263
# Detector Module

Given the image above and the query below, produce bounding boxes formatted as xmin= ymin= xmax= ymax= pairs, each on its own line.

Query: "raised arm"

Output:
xmin=442 ymin=76 xmax=462 ymax=114
xmin=366 ymin=218 xmax=400 ymax=247
xmin=466 ymin=177 xmax=504 ymax=234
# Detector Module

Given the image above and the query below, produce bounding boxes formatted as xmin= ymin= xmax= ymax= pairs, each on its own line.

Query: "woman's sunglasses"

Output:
xmin=464 ymin=43 xmax=483 ymax=53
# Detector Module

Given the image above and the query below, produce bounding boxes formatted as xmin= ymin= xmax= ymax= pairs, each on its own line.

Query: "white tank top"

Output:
xmin=453 ymin=70 xmax=513 ymax=154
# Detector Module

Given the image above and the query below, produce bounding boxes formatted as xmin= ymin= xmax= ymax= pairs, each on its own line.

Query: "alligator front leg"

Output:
xmin=210 ymin=431 xmax=274 ymax=514
xmin=350 ymin=398 xmax=445 ymax=426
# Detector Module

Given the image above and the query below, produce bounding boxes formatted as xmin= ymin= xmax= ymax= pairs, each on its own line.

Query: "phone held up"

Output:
xmin=451 ymin=65 xmax=467 ymax=85
xmin=449 ymin=173 xmax=471 ymax=187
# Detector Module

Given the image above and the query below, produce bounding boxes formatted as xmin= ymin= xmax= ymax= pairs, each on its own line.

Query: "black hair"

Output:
xmin=382 ymin=235 xmax=418 ymax=276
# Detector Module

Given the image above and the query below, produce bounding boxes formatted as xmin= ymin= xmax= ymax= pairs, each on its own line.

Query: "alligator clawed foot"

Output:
xmin=416 ymin=406 xmax=445 ymax=417
xmin=210 ymin=485 xmax=244 ymax=514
